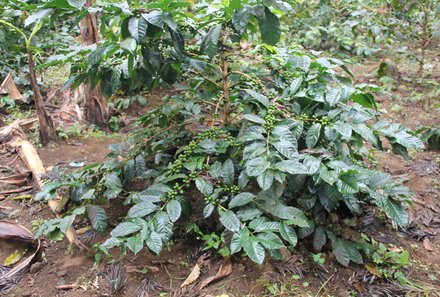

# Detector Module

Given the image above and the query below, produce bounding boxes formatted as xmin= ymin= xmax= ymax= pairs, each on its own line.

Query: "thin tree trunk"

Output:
xmin=80 ymin=0 xmax=108 ymax=127
xmin=27 ymin=51 xmax=57 ymax=145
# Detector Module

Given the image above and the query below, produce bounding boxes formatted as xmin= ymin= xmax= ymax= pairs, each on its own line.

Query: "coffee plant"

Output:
xmin=286 ymin=0 xmax=398 ymax=56
xmin=35 ymin=0 xmax=425 ymax=267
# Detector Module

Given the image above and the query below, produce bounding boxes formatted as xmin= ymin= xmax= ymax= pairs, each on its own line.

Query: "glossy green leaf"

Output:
xmin=126 ymin=235 xmax=143 ymax=254
xmin=87 ymin=205 xmax=108 ymax=234
xmin=246 ymin=157 xmax=270 ymax=177
xmin=229 ymin=192 xmax=256 ymax=208
xmin=306 ymin=123 xmax=322 ymax=148
xmin=200 ymin=24 xmax=222 ymax=59
xmin=257 ymin=232 xmax=284 ymax=249
xmin=256 ymin=6 xmax=281 ymax=45
xmin=279 ymin=222 xmax=298 ymax=246
xmin=127 ymin=202 xmax=158 ymax=218
xmin=111 ymin=222 xmax=142 ymax=237
xmin=166 ymin=200 xmax=182 ymax=223
xmin=219 ymin=210 xmax=241 ymax=232
xmin=257 ymin=170 xmax=274 ymax=190
xmin=313 ymin=226 xmax=326 ymax=252
xmin=146 ymin=231 xmax=163 ymax=254
xmin=195 ymin=178 xmax=213 ymax=196
xmin=241 ymin=232 xmax=265 ymax=264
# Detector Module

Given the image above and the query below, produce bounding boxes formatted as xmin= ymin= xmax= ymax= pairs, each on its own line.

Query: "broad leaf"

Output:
xmin=255 ymin=6 xmax=281 ymax=45
xmin=127 ymin=202 xmax=158 ymax=218
xmin=219 ymin=210 xmax=241 ymax=232
xmin=166 ymin=200 xmax=182 ymax=223
xmin=195 ymin=178 xmax=213 ymax=196
xmin=313 ymin=226 xmax=326 ymax=252
xmin=200 ymin=24 xmax=222 ymax=59
xmin=257 ymin=232 xmax=284 ymax=249
xmin=241 ymin=232 xmax=265 ymax=264
xmin=111 ymin=222 xmax=142 ymax=237
xmin=244 ymin=89 xmax=269 ymax=108
xmin=126 ymin=235 xmax=143 ymax=254
xmin=332 ymin=238 xmax=363 ymax=267
xmin=230 ymin=233 xmax=242 ymax=254
xmin=229 ymin=192 xmax=256 ymax=208
xmin=67 ymin=0 xmax=86 ymax=9
xmin=279 ymin=222 xmax=298 ymax=246
xmin=336 ymin=174 xmax=359 ymax=194
xmin=87 ymin=205 xmax=108 ymax=234
xmin=246 ymin=157 xmax=270 ymax=177
xmin=306 ymin=123 xmax=322 ymax=148
xmin=376 ymin=196 xmax=408 ymax=227
xmin=275 ymin=160 xmax=308 ymax=175
xmin=232 ymin=8 xmax=250 ymax=34
xmin=222 ymin=159 xmax=235 ymax=185
xmin=146 ymin=231 xmax=163 ymax=254
xmin=243 ymin=114 xmax=266 ymax=124
xmin=128 ymin=17 xmax=148 ymax=42
xmin=257 ymin=170 xmax=274 ymax=190
xmin=203 ymin=203 xmax=215 ymax=218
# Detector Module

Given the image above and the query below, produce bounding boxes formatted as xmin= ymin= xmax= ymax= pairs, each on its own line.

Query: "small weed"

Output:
xmin=31 ymin=218 xmax=44 ymax=233
xmin=186 ymin=223 xmax=230 ymax=257
xmin=56 ymin=122 xmax=84 ymax=140
xmin=312 ymin=253 xmax=325 ymax=265
xmin=361 ymin=235 xmax=411 ymax=285
xmin=260 ymin=278 xmax=312 ymax=297
xmin=66 ymin=243 xmax=74 ymax=255
xmin=1 ymin=96 xmax=15 ymax=109
xmin=109 ymin=115 xmax=121 ymax=132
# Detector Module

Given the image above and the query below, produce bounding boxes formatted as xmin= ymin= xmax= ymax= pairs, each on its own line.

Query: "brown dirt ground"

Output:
xmin=1 ymin=50 xmax=439 ymax=297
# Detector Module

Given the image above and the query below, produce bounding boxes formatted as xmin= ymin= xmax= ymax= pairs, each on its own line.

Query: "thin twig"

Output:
xmin=314 ymin=272 xmax=335 ymax=297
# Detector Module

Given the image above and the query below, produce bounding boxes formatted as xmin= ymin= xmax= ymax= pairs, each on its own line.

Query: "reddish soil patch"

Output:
xmin=37 ymin=136 xmax=121 ymax=167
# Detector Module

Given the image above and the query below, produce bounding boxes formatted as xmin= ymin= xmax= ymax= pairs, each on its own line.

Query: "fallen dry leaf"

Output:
xmin=388 ymin=247 xmax=402 ymax=253
xmin=0 ymin=172 xmax=30 ymax=185
xmin=180 ymin=264 xmax=201 ymax=288
xmin=199 ymin=257 xmax=233 ymax=289
xmin=0 ymin=222 xmax=34 ymax=241
xmin=423 ymin=238 xmax=434 ymax=251
xmin=352 ymin=281 xmax=366 ymax=294
xmin=0 ymin=222 xmax=41 ymax=294
xmin=3 ymin=251 xmax=22 ymax=266
xmin=365 ymin=264 xmax=381 ymax=277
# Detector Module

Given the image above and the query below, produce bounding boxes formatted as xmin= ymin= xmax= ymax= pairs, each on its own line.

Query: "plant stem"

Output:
xmin=220 ymin=35 xmax=230 ymax=125
xmin=27 ymin=50 xmax=58 ymax=145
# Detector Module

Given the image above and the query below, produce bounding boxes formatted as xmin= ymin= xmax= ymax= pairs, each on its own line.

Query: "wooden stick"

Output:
xmin=0 ymin=186 xmax=33 ymax=195
xmin=55 ymin=284 xmax=87 ymax=290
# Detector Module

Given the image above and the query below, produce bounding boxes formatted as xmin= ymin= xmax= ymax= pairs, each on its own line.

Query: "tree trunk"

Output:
xmin=27 ymin=51 xmax=57 ymax=145
xmin=80 ymin=0 xmax=108 ymax=127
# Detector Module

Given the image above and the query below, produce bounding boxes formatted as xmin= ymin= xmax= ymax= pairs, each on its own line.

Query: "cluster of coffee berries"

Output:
xmin=167 ymin=171 xmax=199 ymax=199
xmin=320 ymin=116 xmax=330 ymax=125
xmin=224 ymin=184 xmax=240 ymax=195
xmin=167 ymin=183 xmax=183 ymax=199
xmin=298 ymin=113 xmax=309 ymax=121
xmin=249 ymin=74 xmax=264 ymax=90
xmin=196 ymin=127 xmax=221 ymax=140
xmin=263 ymin=105 xmax=277 ymax=132
xmin=204 ymin=195 xmax=219 ymax=204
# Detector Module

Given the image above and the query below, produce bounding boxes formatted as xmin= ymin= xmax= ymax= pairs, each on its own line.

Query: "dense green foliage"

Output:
xmin=30 ymin=0 xmax=428 ymax=267
xmin=287 ymin=0 xmax=439 ymax=57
